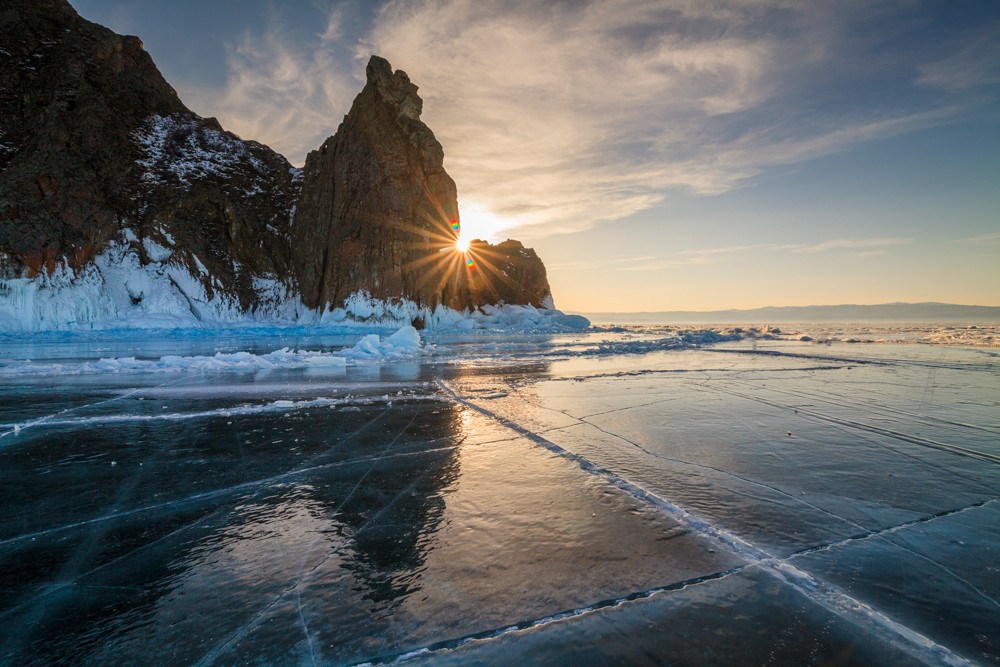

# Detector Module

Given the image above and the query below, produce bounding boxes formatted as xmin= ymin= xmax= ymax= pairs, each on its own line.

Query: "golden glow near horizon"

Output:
xmin=456 ymin=201 xmax=512 ymax=246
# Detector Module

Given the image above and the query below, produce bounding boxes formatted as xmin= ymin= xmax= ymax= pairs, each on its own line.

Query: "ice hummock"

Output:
xmin=0 ymin=326 xmax=425 ymax=378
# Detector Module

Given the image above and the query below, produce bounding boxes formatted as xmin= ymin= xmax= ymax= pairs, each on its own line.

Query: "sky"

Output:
xmin=69 ymin=0 xmax=1000 ymax=312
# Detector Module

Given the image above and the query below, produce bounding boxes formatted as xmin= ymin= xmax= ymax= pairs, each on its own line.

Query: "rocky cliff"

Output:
xmin=0 ymin=0 xmax=300 ymax=314
xmin=293 ymin=56 xmax=462 ymax=310
xmin=0 ymin=0 xmax=561 ymax=330
xmin=293 ymin=55 xmax=552 ymax=313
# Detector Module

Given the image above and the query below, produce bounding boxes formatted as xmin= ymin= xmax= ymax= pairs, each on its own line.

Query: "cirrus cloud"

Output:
xmin=360 ymin=0 xmax=988 ymax=237
xmin=189 ymin=0 xmax=995 ymax=242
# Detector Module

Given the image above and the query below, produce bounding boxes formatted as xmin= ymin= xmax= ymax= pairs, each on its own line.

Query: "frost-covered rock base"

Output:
xmin=0 ymin=236 xmax=589 ymax=334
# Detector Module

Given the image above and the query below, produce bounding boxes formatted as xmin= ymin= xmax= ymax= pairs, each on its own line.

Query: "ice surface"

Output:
xmin=0 ymin=325 xmax=997 ymax=665
xmin=0 ymin=327 xmax=422 ymax=381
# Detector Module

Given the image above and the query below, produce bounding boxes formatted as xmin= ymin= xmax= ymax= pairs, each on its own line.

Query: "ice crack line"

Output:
xmin=702 ymin=383 xmax=1000 ymax=464
xmin=547 ymin=365 xmax=846 ymax=383
xmin=0 ymin=444 xmax=457 ymax=548
xmin=0 ymin=406 xmax=459 ymax=548
xmin=192 ymin=412 xmax=420 ymax=667
xmin=0 ymin=375 xmax=191 ymax=443
xmin=0 ymin=395 xmax=444 ymax=437
xmin=0 ymin=405 xmax=406 ymax=630
xmin=705 ymin=348 xmax=888 ymax=365
xmin=354 ymin=565 xmax=750 ymax=666
xmin=738 ymin=380 xmax=1000 ymax=437
xmin=499 ymin=381 xmax=870 ymax=534
xmin=436 ymin=379 xmax=977 ymax=667
xmin=786 ymin=498 xmax=1000 ymax=611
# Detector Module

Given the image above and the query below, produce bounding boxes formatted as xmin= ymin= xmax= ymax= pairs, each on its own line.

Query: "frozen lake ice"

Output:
xmin=0 ymin=325 xmax=997 ymax=665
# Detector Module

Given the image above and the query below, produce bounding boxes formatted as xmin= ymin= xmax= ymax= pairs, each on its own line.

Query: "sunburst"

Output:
xmin=391 ymin=186 xmax=517 ymax=308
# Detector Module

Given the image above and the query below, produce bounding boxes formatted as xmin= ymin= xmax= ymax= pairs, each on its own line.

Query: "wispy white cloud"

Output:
xmin=790 ymin=238 xmax=912 ymax=254
xmin=679 ymin=244 xmax=773 ymax=257
xmin=320 ymin=6 xmax=345 ymax=43
xmin=358 ymin=0 xmax=980 ymax=237
xmin=183 ymin=0 xmax=989 ymax=242
xmin=957 ymin=231 xmax=1000 ymax=245
xmin=183 ymin=8 xmax=359 ymax=165
xmin=554 ymin=236 xmax=911 ymax=273
xmin=916 ymin=25 xmax=1000 ymax=91
xmin=619 ymin=237 xmax=913 ymax=271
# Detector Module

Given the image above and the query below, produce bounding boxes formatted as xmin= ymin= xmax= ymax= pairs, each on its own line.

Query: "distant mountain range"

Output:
xmin=584 ymin=303 xmax=1000 ymax=324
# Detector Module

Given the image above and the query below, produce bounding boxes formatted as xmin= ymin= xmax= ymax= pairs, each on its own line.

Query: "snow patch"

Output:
xmin=328 ymin=292 xmax=590 ymax=332
xmin=142 ymin=238 xmax=173 ymax=262
xmin=0 ymin=234 xmax=306 ymax=332
xmin=191 ymin=254 xmax=209 ymax=276
xmin=132 ymin=114 xmax=269 ymax=188
xmin=0 ymin=242 xmax=588 ymax=334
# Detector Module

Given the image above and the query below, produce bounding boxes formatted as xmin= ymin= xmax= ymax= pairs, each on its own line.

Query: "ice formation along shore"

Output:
xmin=0 ymin=233 xmax=589 ymax=333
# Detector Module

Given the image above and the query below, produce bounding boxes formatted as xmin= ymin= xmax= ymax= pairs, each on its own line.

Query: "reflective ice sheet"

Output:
xmin=1 ymin=329 xmax=997 ymax=665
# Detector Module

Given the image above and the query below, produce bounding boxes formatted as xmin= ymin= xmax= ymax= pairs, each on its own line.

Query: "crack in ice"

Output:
xmin=353 ymin=564 xmax=751 ymax=665
xmin=191 ymin=412 xmax=420 ymax=667
xmin=701 ymin=383 xmax=1000 ymax=464
xmin=437 ymin=379 xmax=978 ymax=667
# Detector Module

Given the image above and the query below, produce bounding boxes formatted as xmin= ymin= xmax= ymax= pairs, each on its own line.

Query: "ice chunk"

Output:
xmin=341 ymin=326 xmax=423 ymax=361
xmin=385 ymin=325 xmax=421 ymax=349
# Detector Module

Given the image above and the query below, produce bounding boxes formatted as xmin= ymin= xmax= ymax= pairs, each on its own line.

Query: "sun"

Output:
xmin=447 ymin=201 xmax=515 ymax=254
xmin=455 ymin=201 xmax=513 ymax=245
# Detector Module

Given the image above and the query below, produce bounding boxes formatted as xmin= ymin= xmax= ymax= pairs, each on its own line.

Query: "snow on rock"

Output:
xmin=132 ymin=114 xmax=269 ymax=188
xmin=191 ymin=254 xmax=209 ymax=276
xmin=324 ymin=292 xmax=590 ymax=332
xmin=0 ymin=233 xmax=304 ymax=332
xmin=0 ymin=241 xmax=588 ymax=334
xmin=141 ymin=237 xmax=173 ymax=262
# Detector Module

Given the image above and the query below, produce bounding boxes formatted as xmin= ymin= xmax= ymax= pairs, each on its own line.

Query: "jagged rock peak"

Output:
xmin=291 ymin=54 xmax=552 ymax=314
xmin=366 ymin=55 xmax=423 ymax=121
xmin=292 ymin=55 xmax=458 ymax=309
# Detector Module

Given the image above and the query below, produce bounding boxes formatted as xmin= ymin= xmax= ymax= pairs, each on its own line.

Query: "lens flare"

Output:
xmin=466 ymin=257 xmax=475 ymax=270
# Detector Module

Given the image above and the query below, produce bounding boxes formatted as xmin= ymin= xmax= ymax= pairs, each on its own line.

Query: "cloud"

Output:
xmin=679 ymin=244 xmax=773 ymax=257
xmin=625 ymin=237 xmax=913 ymax=270
xmin=320 ymin=6 xmax=345 ymax=43
xmin=549 ymin=253 xmax=694 ymax=273
xmin=916 ymin=25 xmax=1000 ymax=91
xmin=790 ymin=238 xmax=912 ymax=254
xmin=178 ymin=0 xmax=991 ymax=241
xmin=183 ymin=8 xmax=359 ymax=165
xmin=957 ymin=231 xmax=1000 ymax=245
xmin=359 ymin=0 xmax=983 ymax=237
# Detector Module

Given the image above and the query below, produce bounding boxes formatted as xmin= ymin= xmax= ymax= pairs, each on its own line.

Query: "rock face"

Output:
xmin=0 ymin=0 xmax=300 ymax=310
xmin=0 ymin=0 xmax=554 ymax=326
xmin=463 ymin=239 xmax=553 ymax=309
xmin=293 ymin=56 xmax=462 ymax=310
